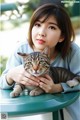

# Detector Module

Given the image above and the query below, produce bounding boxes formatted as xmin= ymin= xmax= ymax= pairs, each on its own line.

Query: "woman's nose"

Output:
xmin=38 ymin=28 xmax=46 ymax=37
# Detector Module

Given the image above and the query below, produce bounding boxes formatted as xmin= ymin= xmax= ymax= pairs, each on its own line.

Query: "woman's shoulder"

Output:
xmin=65 ymin=42 xmax=80 ymax=63
xmin=70 ymin=42 xmax=80 ymax=55
xmin=71 ymin=42 xmax=80 ymax=51
xmin=63 ymin=42 xmax=80 ymax=64
xmin=14 ymin=41 xmax=33 ymax=53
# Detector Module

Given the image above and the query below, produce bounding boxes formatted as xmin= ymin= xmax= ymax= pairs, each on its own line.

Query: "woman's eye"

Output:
xmin=34 ymin=23 xmax=41 ymax=27
xmin=49 ymin=26 xmax=56 ymax=30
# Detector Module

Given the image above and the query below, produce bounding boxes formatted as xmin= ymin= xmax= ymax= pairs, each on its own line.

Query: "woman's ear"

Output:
xmin=59 ymin=36 xmax=64 ymax=43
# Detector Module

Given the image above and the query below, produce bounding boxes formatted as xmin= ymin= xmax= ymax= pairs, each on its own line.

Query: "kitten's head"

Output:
xmin=18 ymin=47 xmax=50 ymax=76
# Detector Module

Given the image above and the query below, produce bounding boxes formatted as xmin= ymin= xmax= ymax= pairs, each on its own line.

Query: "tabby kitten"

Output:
xmin=10 ymin=47 xmax=80 ymax=97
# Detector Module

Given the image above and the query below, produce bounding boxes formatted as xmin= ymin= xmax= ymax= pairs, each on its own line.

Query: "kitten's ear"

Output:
xmin=42 ymin=46 xmax=50 ymax=56
xmin=17 ymin=52 xmax=28 ymax=59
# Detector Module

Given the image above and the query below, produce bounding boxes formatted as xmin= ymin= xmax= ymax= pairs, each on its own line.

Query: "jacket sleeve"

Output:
xmin=0 ymin=46 xmax=23 ymax=89
xmin=61 ymin=83 xmax=80 ymax=93
xmin=61 ymin=44 xmax=80 ymax=93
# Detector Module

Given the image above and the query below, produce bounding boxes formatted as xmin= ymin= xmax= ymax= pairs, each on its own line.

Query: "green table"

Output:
xmin=0 ymin=89 xmax=79 ymax=120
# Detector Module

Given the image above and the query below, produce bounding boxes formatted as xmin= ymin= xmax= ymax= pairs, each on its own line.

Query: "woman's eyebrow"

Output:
xmin=36 ymin=20 xmax=58 ymax=26
xmin=48 ymin=22 xmax=58 ymax=26
xmin=36 ymin=20 xmax=42 ymax=23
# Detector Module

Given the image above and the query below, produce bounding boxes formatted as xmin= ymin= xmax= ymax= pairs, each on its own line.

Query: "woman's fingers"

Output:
xmin=38 ymin=74 xmax=53 ymax=84
xmin=24 ymin=71 xmax=39 ymax=84
xmin=38 ymin=74 xmax=54 ymax=93
xmin=20 ymin=72 xmax=39 ymax=86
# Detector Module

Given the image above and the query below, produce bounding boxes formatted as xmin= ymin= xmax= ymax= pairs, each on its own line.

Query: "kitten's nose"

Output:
xmin=33 ymin=65 xmax=39 ymax=71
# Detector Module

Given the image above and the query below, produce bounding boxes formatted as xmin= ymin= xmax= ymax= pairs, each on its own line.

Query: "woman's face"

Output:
xmin=32 ymin=16 xmax=64 ymax=51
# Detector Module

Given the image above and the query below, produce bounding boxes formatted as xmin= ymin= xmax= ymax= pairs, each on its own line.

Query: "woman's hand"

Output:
xmin=6 ymin=65 xmax=39 ymax=86
xmin=38 ymin=74 xmax=63 ymax=93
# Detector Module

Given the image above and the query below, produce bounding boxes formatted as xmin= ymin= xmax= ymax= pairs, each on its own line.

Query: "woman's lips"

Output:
xmin=37 ymin=39 xmax=45 ymax=44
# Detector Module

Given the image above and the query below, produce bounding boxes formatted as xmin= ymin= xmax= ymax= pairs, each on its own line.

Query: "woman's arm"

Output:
xmin=0 ymin=50 xmax=22 ymax=89
xmin=38 ymin=74 xmax=80 ymax=94
xmin=38 ymin=43 xmax=80 ymax=93
xmin=38 ymin=74 xmax=63 ymax=93
xmin=6 ymin=65 xmax=39 ymax=86
xmin=61 ymin=43 xmax=80 ymax=93
xmin=0 ymin=42 xmax=39 ymax=89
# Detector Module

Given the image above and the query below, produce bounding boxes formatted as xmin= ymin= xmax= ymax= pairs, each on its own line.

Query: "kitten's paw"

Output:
xmin=10 ymin=91 xmax=20 ymax=98
xmin=67 ymin=79 xmax=79 ymax=87
xmin=29 ymin=91 xmax=40 ymax=96
xmin=29 ymin=88 xmax=44 ymax=96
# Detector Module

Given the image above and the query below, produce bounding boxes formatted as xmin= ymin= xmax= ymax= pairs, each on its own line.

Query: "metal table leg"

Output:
xmin=52 ymin=111 xmax=59 ymax=120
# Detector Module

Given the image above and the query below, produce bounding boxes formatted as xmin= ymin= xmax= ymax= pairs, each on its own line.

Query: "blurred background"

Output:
xmin=0 ymin=0 xmax=80 ymax=75
xmin=0 ymin=1 xmax=80 ymax=120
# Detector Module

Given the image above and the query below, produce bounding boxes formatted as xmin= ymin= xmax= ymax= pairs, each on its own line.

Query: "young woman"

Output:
xmin=0 ymin=4 xmax=80 ymax=120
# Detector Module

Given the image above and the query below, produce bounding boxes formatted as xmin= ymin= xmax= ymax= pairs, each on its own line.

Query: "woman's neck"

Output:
xmin=50 ymin=48 xmax=58 ymax=61
xmin=33 ymin=46 xmax=58 ymax=61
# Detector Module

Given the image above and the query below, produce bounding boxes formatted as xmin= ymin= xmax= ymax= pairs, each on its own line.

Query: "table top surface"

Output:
xmin=0 ymin=89 xmax=80 ymax=116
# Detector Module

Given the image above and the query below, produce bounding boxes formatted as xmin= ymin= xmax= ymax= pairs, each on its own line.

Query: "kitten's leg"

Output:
xmin=10 ymin=84 xmax=25 ymax=98
xmin=66 ymin=78 xmax=80 ymax=87
xmin=29 ymin=87 xmax=44 ymax=96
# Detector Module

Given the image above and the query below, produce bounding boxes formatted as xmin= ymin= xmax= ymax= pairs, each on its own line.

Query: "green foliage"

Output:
xmin=64 ymin=0 xmax=80 ymax=17
xmin=71 ymin=16 xmax=80 ymax=30
xmin=1 ymin=0 xmax=79 ymax=29
xmin=23 ymin=0 xmax=41 ymax=19
xmin=0 ymin=56 xmax=8 ymax=75
xmin=0 ymin=0 xmax=5 ymax=3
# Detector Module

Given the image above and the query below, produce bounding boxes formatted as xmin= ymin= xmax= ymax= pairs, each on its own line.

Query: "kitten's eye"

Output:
xmin=28 ymin=62 xmax=33 ymax=66
xmin=28 ymin=62 xmax=31 ymax=64
xmin=26 ymin=62 xmax=30 ymax=64
xmin=43 ymin=62 xmax=46 ymax=65
xmin=39 ymin=61 xmax=46 ymax=66
xmin=39 ymin=61 xmax=43 ymax=64
xmin=25 ymin=62 xmax=32 ymax=66
xmin=40 ymin=57 xmax=44 ymax=60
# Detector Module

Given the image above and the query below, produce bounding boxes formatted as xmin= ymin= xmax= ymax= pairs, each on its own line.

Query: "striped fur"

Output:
xmin=10 ymin=48 xmax=80 ymax=97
